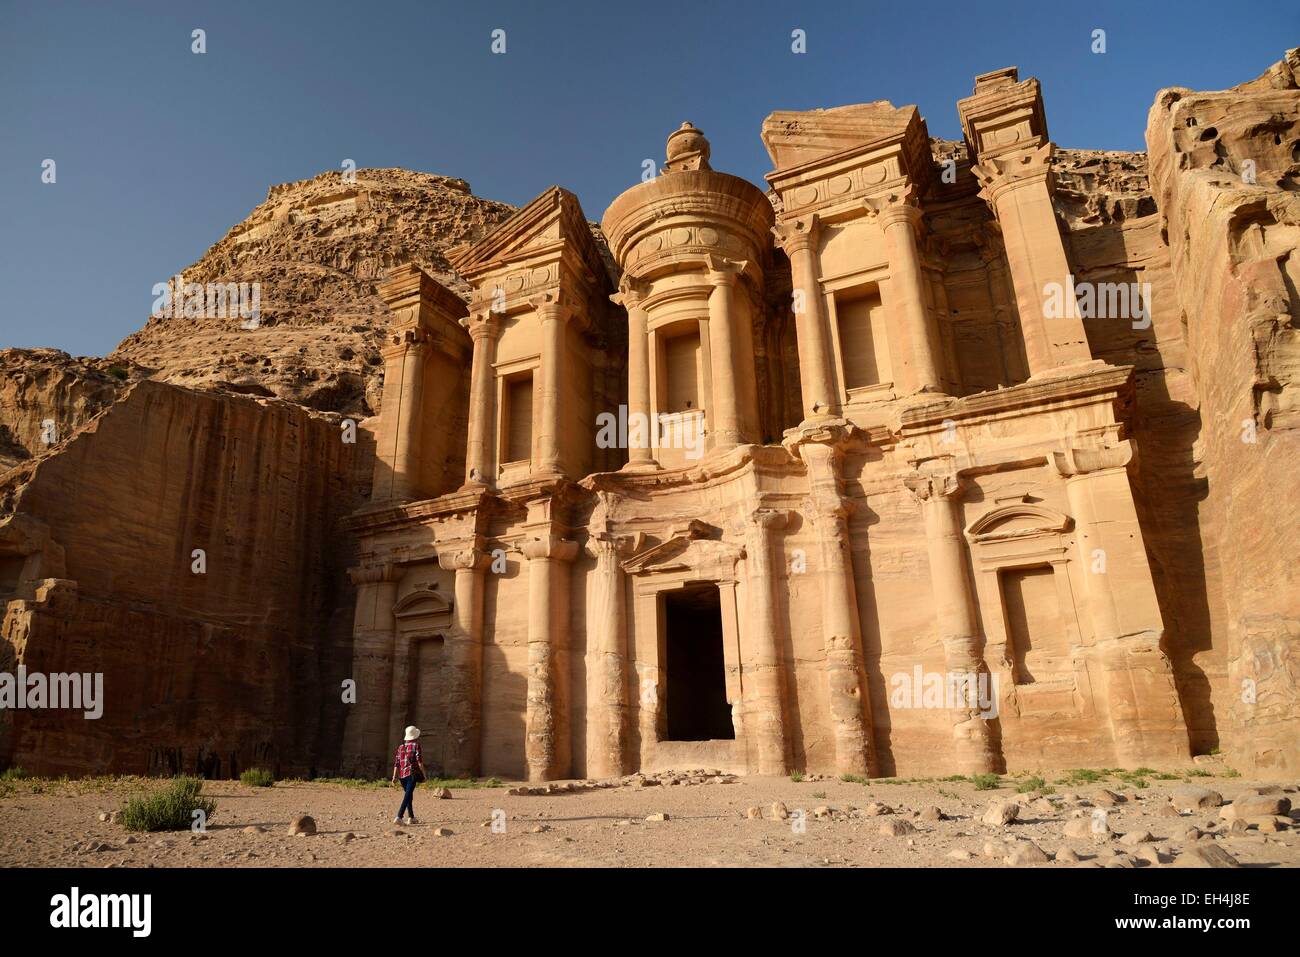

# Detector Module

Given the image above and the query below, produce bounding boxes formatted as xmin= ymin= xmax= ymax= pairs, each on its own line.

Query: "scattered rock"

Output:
xmin=1091 ymin=789 xmax=1126 ymax=806
xmin=770 ymin=802 xmax=789 ymax=820
xmin=918 ymin=805 xmax=946 ymax=822
xmin=880 ymin=819 xmax=916 ymax=836
xmin=982 ymin=801 xmax=1019 ymax=826
xmin=861 ymin=802 xmax=893 ymax=816
xmin=645 ymin=812 xmax=670 ymax=822
xmin=947 ymin=848 xmax=973 ymax=861
xmin=242 ymin=825 xmax=266 ymax=834
xmin=428 ymin=787 xmax=452 ymax=799
xmin=745 ymin=806 xmax=762 ymax=820
xmin=287 ymin=815 xmax=316 ymax=836
xmin=1173 ymin=844 xmax=1241 ymax=868
xmin=1155 ymin=803 xmax=1181 ymax=817
xmin=1119 ymin=830 xmax=1154 ymax=845
xmin=1221 ymin=794 xmax=1292 ymax=820
xmin=1133 ymin=845 xmax=1162 ymax=865
xmin=1171 ymin=785 xmax=1222 ymax=811
xmin=432 ymin=827 xmax=453 ymax=837
xmin=1004 ymin=840 xmax=1050 ymax=866
xmin=1054 ymin=846 xmax=1080 ymax=862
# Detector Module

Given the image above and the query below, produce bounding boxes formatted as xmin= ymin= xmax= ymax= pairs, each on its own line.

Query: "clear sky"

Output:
xmin=1 ymin=0 xmax=1295 ymax=357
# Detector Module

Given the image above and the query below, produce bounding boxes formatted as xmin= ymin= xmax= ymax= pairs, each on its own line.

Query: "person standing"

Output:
xmin=391 ymin=725 xmax=426 ymax=824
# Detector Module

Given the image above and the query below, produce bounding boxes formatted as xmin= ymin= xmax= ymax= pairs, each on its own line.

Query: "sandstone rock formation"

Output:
xmin=111 ymin=169 xmax=517 ymax=416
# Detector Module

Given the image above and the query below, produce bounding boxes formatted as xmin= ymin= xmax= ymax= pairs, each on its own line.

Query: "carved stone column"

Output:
xmin=801 ymin=439 xmax=873 ymax=776
xmin=864 ymin=187 xmax=942 ymax=394
xmin=375 ymin=331 xmax=428 ymax=500
xmin=971 ymin=147 xmax=1092 ymax=376
xmin=437 ymin=542 xmax=490 ymax=777
xmin=1053 ymin=442 xmax=1186 ymax=765
xmin=904 ymin=471 xmax=1000 ymax=774
xmin=522 ymin=529 xmax=579 ymax=781
xmin=611 ymin=277 xmax=657 ymax=470
xmin=743 ymin=509 xmax=790 ymax=775
xmin=584 ymin=529 xmax=641 ymax=779
xmin=342 ymin=563 xmax=402 ymax=775
xmin=533 ymin=293 xmax=570 ymax=477
xmin=773 ymin=215 xmax=838 ymax=419
xmin=704 ymin=256 xmax=748 ymax=449
xmin=462 ymin=312 xmax=500 ymax=486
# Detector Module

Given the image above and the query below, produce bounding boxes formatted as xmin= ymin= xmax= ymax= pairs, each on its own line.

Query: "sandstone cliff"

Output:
xmin=111 ymin=169 xmax=517 ymax=417
xmin=0 ymin=349 xmax=148 ymax=470
xmin=0 ymin=380 xmax=372 ymax=777
xmin=1143 ymin=48 xmax=1300 ymax=777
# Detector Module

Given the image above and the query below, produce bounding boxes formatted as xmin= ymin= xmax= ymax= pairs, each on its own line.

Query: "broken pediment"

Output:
xmin=392 ymin=586 xmax=453 ymax=628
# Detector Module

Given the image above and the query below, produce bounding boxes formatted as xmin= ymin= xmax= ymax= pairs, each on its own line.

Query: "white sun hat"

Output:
xmin=404 ymin=725 xmax=422 ymax=741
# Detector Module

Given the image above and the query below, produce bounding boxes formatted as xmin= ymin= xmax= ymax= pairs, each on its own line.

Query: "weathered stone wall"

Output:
xmin=1141 ymin=50 xmax=1300 ymax=777
xmin=0 ymin=380 xmax=370 ymax=777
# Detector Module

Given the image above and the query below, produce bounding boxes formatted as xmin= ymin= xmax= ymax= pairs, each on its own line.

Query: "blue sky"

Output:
xmin=1 ymin=0 xmax=1295 ymax=357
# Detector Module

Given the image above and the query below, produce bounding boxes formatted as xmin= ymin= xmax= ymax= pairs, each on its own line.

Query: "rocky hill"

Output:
xmin=110 ymin=168 xmax=517 ymax=416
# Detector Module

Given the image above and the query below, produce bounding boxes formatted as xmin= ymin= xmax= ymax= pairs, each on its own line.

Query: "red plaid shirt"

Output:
xmin=393 ymin=740 xmax=422 ymax=779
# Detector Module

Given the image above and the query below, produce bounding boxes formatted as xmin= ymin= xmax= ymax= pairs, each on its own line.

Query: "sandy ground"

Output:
xmin=1 ymin=770 xmax=1296 ymax=868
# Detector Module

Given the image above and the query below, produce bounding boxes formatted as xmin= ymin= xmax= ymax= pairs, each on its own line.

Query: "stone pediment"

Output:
xmin=447 ymin=186 xmax=608 ymax=289
xmin=393 ymin=586 xmax=453 ymax=627
xmin=621 ymin=522 xmax=744 ymax=576
xmin=761 ymin=101 xmax=921 ymax=171
xmin=965 ymin=503 xmax=1072 ymax=543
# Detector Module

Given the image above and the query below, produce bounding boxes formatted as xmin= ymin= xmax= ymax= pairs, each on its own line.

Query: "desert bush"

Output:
xmin=971 ymin=773 xmax=1002 ymax=790
xmin=1016 ymin=775 xmax=1046 ymax=793
xmin=240 ymin=768 xmax=274 ymax=788
xmin=120 ymin=776 xmax=216 ymax=832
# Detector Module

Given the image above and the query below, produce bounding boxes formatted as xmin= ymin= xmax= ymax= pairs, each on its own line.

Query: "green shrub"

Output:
xmin=840 ymin=774 xmax=869 ymax=785
xmin=971 ymin=773 xmax=1002 ymax=791
xmin=1061 ymin=768 xmax=1106 ymax=785
xmin=240 ymin=768 xmax=274 ymax=788
xmin=0 ymin=767 xmax=29 ymax=782
xmin=789 ymin=771 xmax=805 ymax=783
xmin=1016 ymin=775 xmax=1046 ymax=793
xmin=120 ymin=776 xmax=216 ymax=832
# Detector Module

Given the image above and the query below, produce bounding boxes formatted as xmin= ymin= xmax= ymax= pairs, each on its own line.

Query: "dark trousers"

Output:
xmin=397 ymin=774 xmax=417 ymax=819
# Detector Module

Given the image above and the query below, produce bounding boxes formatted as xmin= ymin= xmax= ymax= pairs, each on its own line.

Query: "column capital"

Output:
xmin=436 ymin=542 xmax=492 ymax=572
xmin=1051 ymin=440 xmax=1133 ymax=478
xmin=529 ymin=290 xmax=572 ymax=322
xmin=971 ymin=142 xmax=1055 ymax=208
xmin=610 ymin=275 xmax=651 ymax=309
xmin=748 ymin=507 xmax=793 ymax=533
xmin=584 ymin=530 xmax=645 ymax=562
xmin=460 ymin=311 xmax=501 ymax=342
xmin=863 ymin=185 xmax=924 ymax=232
xmin=772 ymin=214 xmax=821 ymax=255
xmin=380 ymin=327 xmax=431 ymax=361
xmin=348 ymin=562 xmax=402 ymax=585
xmin=522 ymin=532 xmax=580 ymax=562
xmin=904 ymin=469 xmax=966 ymax=504
xmin=704 ymin=254 xmax=747 ymax=286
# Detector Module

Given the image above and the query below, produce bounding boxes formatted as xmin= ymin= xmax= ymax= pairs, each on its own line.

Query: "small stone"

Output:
xmin=287 ymin=814 xmax=316 ymax=836
xmin=340 ymin=832 xmax=355 ymax=843
xmin=862 ymin=802 xmax=893 ymax=816
xmin=1054 ymin=846 xmax=1080 ymax=862
xmin=1176 ymin=825 xmax=1202 ymax=841
xmin=1133 ymin=845 xmax=1162 ymax=865
xmin=1221 ymin=794 xmax=1291 ymax=820
xmin=918 ymin=805 xmax=945 ymax=822
xmin=1091 ymin=789 xmax=1126 ymax=806
xmin=530 ymin=824 xmax=551 ymax=833
xmin=947 ymin=849 xmax=973 ymax=861
xmin=880 ymin=818 xmax=915 ymax=836
xmin=428 ymin=787 xmax=452 ymax=799
xmin=645 ymin=812 xmax=670 ymax=822
xmin=1171 ymin=785 xmax=1222 ymax=811
xmin=1004 ymin=840 xmax=1050 ymax=866
xmin=1173 ymin=844 xmax=1241 ymax=868
xmin=1119 ymin=830 xmax=1154 ymax=845
xmin=982 ymin=801 xmax=1019 ymax=826
xmin=745 ymin=806 xmax=762 ymax=820
xmin=242 ymin=825 xmax=266 ymax=834
xmin=812 ymin=805 xmax=833 ymax=819
xmin=432 ymin=827 xmax=453 ymax=837
xmin=1155 ymin=803 xmax=1181 ymax=817
xmin=770 ymin=801 xmax=789 ymax=820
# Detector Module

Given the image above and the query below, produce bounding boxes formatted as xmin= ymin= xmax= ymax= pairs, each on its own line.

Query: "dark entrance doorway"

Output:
xmin=663 ymin=584 xmax=734 ymax=741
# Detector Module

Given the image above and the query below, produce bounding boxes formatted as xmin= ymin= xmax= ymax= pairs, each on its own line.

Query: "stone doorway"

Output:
xmin=663 ymin=584 xmax=734 ymax=741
